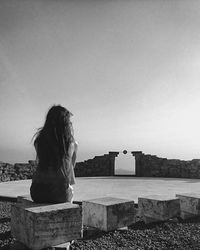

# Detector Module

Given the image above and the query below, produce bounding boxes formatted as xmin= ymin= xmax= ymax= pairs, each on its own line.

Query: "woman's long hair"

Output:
xmin=33 ymin=105 xmax=74 ymax=170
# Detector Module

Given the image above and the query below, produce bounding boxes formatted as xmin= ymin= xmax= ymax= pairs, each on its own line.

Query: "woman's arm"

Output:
xmin=34 ymin=142 xmax=39 ymax=165
xmin=65 ymin=141 xmax=78 ymax=186
xmin=71 ymin=141 xmax=78 ymax=168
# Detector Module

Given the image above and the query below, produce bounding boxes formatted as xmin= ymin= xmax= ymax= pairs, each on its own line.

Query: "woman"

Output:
xmin=30 ymin=105 xmax=78 ymax=203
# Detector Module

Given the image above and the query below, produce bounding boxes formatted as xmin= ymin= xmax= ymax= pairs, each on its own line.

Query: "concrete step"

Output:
xmin=11 ymin=196 xmax=82 ymax=250
xmin=83 ymin=197 xmax=135 ymax=231
xmin=138 ymin=195 xmax=180 ymax=223
xmin=176 ymin=193 xmax=200 ymax=219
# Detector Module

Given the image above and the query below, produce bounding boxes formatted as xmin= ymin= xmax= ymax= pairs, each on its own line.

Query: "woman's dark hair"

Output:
xmin=33 ymin=105 xmax=74 ymax=170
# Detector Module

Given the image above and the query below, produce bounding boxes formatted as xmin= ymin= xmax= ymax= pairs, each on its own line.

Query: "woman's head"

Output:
xmin=44 ymin=105 xmax=72 ymax=132
xmin=34 ymin=105 xmax=74 ymax=169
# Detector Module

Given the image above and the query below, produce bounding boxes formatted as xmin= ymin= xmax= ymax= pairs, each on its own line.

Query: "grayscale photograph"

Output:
xmin=0 ymin=0 xmax=200 ymax=249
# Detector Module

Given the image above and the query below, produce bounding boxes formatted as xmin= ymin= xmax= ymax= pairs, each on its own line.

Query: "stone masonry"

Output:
xmin=0 ymin=152 xmax=119 ymax=182
xmin=1 ymin=151 xmax=200 ymax=182
xmin=132 ymin=152 xmax=200 ymax=178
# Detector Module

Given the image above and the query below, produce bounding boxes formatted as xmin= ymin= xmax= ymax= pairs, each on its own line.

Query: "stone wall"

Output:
xmin=1 ymin=151 xmax=200 ymax=182
xmin=0 ymin=161 xmax=37 ymax=182
xmin=132 ymin=151 xmax=200 ymax=178
xmin=75 ymin=152 xmax=118 ymax=177
xmin=0 ymin=152 xmax=119 ymax=182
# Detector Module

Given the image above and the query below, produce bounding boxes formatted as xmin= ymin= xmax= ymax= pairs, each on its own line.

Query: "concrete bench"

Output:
xmin=138 ymin=195 xmax=180 ymax=223
xmin=10 ymin=241 xmax=71 ymax=250
xmin=11 ymin=195 xmax=82 ymax=250
xmin=82 ymin=197 xmax=135 ymax=231
xmin=176 ymin=193 xmax=200 ymax=219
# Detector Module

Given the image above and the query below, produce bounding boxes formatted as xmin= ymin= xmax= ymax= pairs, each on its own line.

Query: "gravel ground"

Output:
xmin=0 ymin=201 xmax=15 ymax=250
xmin=1 ymin=201 xmax=200 ymax=250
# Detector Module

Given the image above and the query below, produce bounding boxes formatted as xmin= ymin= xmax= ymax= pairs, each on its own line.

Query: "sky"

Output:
xmin=1 ymin=0 xmax=200 ymax=164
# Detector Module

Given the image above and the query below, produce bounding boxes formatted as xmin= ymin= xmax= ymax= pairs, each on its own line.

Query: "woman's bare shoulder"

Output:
xmin=74 ymin=141 xmax=78 ymax=150
xmin=68 ymin=141 xmax=78 ymax=156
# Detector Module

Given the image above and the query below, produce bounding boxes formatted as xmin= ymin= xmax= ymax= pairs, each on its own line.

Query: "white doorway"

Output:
xmin=115 ymin=152 xmax=135 ymax=175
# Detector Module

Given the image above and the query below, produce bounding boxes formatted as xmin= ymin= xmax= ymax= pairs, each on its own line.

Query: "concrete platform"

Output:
xmin=0 ymin=177 xmax=200 ymax=203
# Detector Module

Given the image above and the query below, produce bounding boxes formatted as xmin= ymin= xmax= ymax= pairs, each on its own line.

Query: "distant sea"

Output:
xmin=115 ymin=153 xmax=135 ymax=175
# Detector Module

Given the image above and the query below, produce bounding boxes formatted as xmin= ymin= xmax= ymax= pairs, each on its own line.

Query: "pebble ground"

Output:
xmin=1 ymin=201 xmax=200 ymax=250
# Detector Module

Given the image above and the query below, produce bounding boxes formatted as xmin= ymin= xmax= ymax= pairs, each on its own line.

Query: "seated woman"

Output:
xmin=30 ymin=105 xmax=78 ymax=203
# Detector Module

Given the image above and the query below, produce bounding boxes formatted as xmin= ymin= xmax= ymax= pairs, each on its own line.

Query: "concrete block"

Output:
xmin=11 ymin=202 xmax=82 ymax=250
xmin=51 ymin=242 xmax=71 ymax=250
xmin=9 ymin=241 xmax=28 ymax=250
xmin=179 ymin=211 xmax=196 ymax=220
xmin=138 ymin=195 xmax=180 ymax=223
xmin=176 ymin=193 xmax=200 ymax=219
xmin=83 ymin=197 xmax=135 ymax=231
xmin=134 ymin=206 xmax=159 ymax=224
xmin=10 ymin=241 xmax=71 ymax=250
xmin=17 ymin=195 xmax=44 ymax=208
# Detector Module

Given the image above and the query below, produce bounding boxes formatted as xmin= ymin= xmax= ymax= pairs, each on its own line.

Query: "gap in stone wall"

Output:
xmin=115 ymin=152 xmax=135 ymax=175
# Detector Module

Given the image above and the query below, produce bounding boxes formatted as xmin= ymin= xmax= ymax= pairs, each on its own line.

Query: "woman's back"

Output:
xmin=30 ymin=105 xmax=77 ymax=203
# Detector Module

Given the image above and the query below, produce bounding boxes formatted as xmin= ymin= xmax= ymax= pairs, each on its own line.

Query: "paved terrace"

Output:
xmin=0 ymin=177 xmax=200 ymax=203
